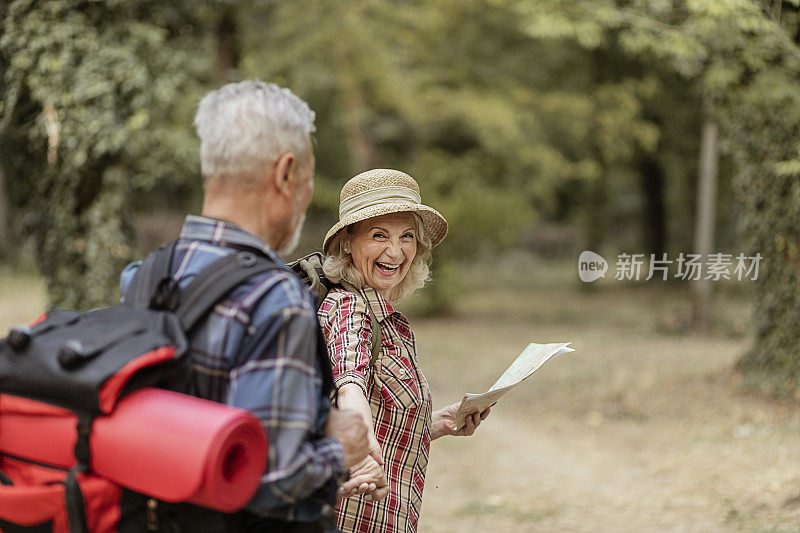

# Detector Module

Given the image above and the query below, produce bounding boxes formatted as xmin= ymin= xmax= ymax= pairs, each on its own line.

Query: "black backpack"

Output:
xmin=0 ymin=242 xmax=278 ymax=533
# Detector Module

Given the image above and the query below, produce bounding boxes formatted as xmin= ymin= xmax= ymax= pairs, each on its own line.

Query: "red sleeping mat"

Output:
xmin=0 ymin=388 xmax=267 ymax=512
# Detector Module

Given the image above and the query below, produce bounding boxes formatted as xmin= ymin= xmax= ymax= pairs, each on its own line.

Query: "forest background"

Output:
xmin=2 ymin=2 xmax=800 ymax=528
xmin=3 ymin=0 xmax=800 ymax=392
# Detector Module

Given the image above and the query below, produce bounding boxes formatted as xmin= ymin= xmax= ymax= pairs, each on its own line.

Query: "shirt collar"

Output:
xmin=358 ymin=285 xmax=397 ymax=322
xmin=179 ymin=214 xmax=282 ymax=264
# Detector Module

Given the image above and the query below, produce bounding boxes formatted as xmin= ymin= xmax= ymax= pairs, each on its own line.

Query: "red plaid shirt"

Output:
xmin=318 ymin=286 xmax=432 ymax=533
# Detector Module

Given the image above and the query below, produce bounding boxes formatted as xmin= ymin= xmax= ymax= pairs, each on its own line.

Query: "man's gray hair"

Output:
xmin=194 ymin=80 xmax=316 ymax=186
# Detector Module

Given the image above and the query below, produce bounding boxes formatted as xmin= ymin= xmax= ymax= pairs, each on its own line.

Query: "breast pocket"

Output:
xmin=376 ymin=345 xmax=421 ymax=410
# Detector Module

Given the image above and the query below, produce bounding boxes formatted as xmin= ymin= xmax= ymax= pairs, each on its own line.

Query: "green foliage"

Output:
xmin=0 ymin=0 xmax=204 ymax=309
xmin=519 ymin=0 xmax=800 ymax=393
xmin=687 ymin=1 xmax=800 ymax=393
xmin=726 ymin=24 xmax=800 ymax=393
xmin=240 ymin=0 xmax=543 ymax=309
xmin=2 ymin=0 xmax=800 ymax=376
xmin=237 ymin=0 xmax=800 ymax=326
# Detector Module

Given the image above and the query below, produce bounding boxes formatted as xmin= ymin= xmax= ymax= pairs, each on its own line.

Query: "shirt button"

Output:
xmin=321 ymin=504 xmax=333 ymax=517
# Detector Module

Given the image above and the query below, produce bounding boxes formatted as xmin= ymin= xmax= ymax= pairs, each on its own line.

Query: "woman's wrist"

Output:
xmin=337 ymin=384 xmax=371 ymax=415
xmin=430 ymin=409 xmax=451 ymax=440
xmin=337 ymin=383 xmax=380 ymax=444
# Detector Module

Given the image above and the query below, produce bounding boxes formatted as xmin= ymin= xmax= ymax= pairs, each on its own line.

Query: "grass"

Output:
xmin=0 ymin=265 xmax=47 ymax=332
xmin=2 ymin=255 xmax=799 ymax=532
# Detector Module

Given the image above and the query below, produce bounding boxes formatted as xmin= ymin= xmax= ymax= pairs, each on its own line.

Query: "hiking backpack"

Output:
xmin=0 ymin=242 xmax=278 ymax=533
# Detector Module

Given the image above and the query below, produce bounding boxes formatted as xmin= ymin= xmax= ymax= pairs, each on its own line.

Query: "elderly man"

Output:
xmin=119 ymin=81 xmax=373 ymax=532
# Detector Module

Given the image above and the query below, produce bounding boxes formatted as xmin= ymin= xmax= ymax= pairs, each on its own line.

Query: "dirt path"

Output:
xmin=3 ymin=265 xmax=800 ymax=532
xmin=412 ymin=286 xmax=800 ymax=532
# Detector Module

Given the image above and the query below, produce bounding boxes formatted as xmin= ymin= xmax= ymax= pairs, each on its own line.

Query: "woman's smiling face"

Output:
xmin=348 ymin=212 xmax=418 ymax=295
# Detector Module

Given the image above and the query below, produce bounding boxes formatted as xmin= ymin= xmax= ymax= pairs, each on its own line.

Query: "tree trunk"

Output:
xmin=692 ymin=96 xmax=718 ymax=333
xmin=584 ymin=48 xmax=608 ymax=254
xmin=0 ymin=164 xmax=8 ymax=259
xmin=343 ymin=90 xmax=379 ymax=173
xmin=584 ymin=173 xmax=608 ymax=253
xmin=214 ymin=6 xmax=239 ymax=86
xmin=638 ymin=153 xmax=667 ymax=258
xmin=336 ymin=49 xmax=379 ymax=173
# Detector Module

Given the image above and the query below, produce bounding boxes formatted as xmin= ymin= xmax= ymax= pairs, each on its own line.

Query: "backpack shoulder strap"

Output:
xmin=366 ymin=305 xmax=381 ymax=370
xmin=125 ymin=241 xmax=179 ymax=308
xmin=127 ymin=242 xmax=281 ymax=332
xmin=339 ymin=280 xmax=382 ymax=370
xmin=176 ymin=251 xmax=280 ymax=332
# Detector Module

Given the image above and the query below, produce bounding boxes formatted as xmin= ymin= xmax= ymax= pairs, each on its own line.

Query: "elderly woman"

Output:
xmin=317 ymin=169 xmax=490 ymax=533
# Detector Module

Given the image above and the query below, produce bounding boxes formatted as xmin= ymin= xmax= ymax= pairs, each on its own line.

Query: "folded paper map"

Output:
xmin=454 ymin=342 xmax=574 ymax=429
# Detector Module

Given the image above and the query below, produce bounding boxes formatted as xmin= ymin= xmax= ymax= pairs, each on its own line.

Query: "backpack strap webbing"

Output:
xmin=340 ymin=280 xmax=382 ymax=370
xmin=65 ymin=469 xmax=90 ymax=533
xmin=367 ymin=305 xmax=381 ymax=370
xmin=175 ymin=251 xmax=278 ymax=332
xmin=125 ymin=241 xmax=179 ymax=309
xmin=65 ymin=413 xmax=94 ymax=533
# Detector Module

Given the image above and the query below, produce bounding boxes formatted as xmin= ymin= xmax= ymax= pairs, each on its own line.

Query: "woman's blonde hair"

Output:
xmin=322 ymin=213 xmax=433 ymax=303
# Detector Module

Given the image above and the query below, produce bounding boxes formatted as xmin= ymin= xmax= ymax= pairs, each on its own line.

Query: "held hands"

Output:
xmin=332 ymin=384 xmax=388 ymax=501
xmin=337 ymin=455 xmax=390 ymax=502
xmin=336 ymin=414 xmax=389 ymax=501
xmin=431 ymin=402 xmax=492 ymax=440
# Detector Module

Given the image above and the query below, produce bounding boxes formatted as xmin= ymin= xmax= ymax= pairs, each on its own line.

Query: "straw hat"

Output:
xmin=323 ymin=169 xmax=448 ymax=254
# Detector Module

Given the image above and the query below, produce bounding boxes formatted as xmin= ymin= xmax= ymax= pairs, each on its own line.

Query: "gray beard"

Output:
xmin=278 ymin=212 xmax=305 ymax=256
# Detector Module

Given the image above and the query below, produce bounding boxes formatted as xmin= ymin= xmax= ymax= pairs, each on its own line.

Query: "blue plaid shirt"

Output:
xmin=120 ymin=215 xmax=345 ymax=523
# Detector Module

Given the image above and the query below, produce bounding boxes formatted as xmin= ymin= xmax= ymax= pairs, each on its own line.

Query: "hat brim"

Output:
xmin=323 ymin=202 xmax=448 ymax=254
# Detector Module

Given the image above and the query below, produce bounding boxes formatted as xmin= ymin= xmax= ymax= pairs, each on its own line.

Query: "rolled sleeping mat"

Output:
xmin=0 ymin=388 xmax=267 ymax=512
